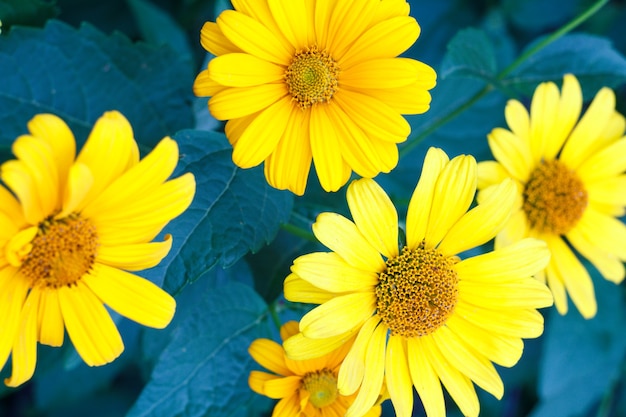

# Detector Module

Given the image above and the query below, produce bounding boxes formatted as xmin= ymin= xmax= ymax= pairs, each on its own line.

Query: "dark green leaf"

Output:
xmin=0 ymin=19 xmax=193 ymax=148
xmin=439 ymin=28 xmax=498 ymax=82
xmin=0 ymin=0 xmax=57 ymax=30
xmin=144 ymin=129 xmax=294 ymax=294
xmin=530 ymin=276 xmax=626 ymax=417
xmin=128 ymin=281 xmax=273 ymax=417
xmin=501 ymin=0 xmax=584 ymax=33
xmin=503 ymin=33 xmax=626 ymax=100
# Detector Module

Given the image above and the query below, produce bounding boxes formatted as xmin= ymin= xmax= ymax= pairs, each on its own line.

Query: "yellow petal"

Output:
xmin=267 ymin=0 xmax=309 ymax=50
xmin=300 ymin=292 xmax=376 ymax=339
xmin=574 ymin=206 xmax=626 ymax=259
xmin=0 ymin=268 xmax=30 ymax=373
xmin=248 ymin=338 xmax=291 ymax=376
xmin=494 ymin=209 xmax=529 ymax=249
xmin=567 ymin=227 xmax=625 ymax=284
xmin=486 ymin=127 xmax=533 ymax=183
xmin=1 ymin=159 xmax=45 ymax=224
xmin=455 ymin=238 xmax=549 ymax=282
xmin=406 ymin=147 xmax=449 ymax=248
xmin=37 ymin=287 xmax=65 ymax=346
xmin=545 ymin=257 xmax=568 ymax=315
xmin=425 ymin=154 xmax=477 ymax=248
xmin=407 ymin=337 xmax=446 ymax=417
xmin=576 ymin=137 xmax=626 ymax=183
xmin=385 ymin=336 xmax=413 ymax=417
xmin=217 ymin=10 xmax=292 ymax=65
xmin=313 ymin=212 xmax=385 ymax=272
xmin=310 ymin=105 xmax=350 ymax=192
xmin=200 ymin=21 xmax=241 ymax=56
xmin=543 ymin=74 xmax=582 ymax=160
xmin=345 ymin=322 xmax=387 ymax=417
xmin=438 ymin=178 xmax=516 ymax=256
xmin=5 ymin=226 xmax=38 ymax=268
xmin=209 ymin=53 xmax=285 ymax=88
xmin=504 ymin=99 xmax=530 ymax=148
xmin=5 ymin=288 xmax=40 ymax=387
xmin=356 ymin=82 xmax=433 ymax=115
xmin=0 ymin=185 xmax=26 ymax=226
xmin=460 ymin=278 xmax=553 ymax=309
xmin=587 ymin=175 xmax=626 ymax=208
xmin=477 ymin=160 xmax=510 ymax=190
xmin=263 ymin=375 xmax=302 ymax=399
xmin=339 ymin=16 xmax=420 ymax=70
xmin=193 ymin=69 xmax=228 ymax=97
xmin=327 ymin=0 xmax=378 ymax=59
xmin=272 ymin=393 xmax=301 ymax=417
xmin=432 ymin=326 xmax=503 ymax=399
xmin=341 ymin=58 xmax=419 ymax=90
xmin=284 ymin=330 xmax=358 ymax=361
xmin=248 ymin=370 xmax=280 ymax=395
xmin=283 ymin=273 xmax=335 ymax=304
xmin=96 ymin=235 xmax=172 ymax=271
xmin=231 ymin=96 xmax=293 ymax=169
xmin=529 ymin=80 xmax=560 ymax=163
xmin=83 ymin=263 xmax=175 ymax=329
xmin=58 ymin=163 xmax=93 ymax=218
xmin=347 ymin=178 xmax=399 ymax=259
xmin=422 ymin=336 xmax=480 ymax=417
xmin=546 ymin=235 xmax=597 ymax=318
xmin=58 ymin=281 xmax=124 ymax=366
xmin=338 ymin=315 xmax=380 ymax=396
xmin=280 ymin=321 xmax=300 ymax=342
xmin=291 ymin=252 xmax=379 ymax=293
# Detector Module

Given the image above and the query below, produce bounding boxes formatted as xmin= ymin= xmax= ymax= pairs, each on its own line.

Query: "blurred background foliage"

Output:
xmin=1 ymin=0 xmax=626 ymax=416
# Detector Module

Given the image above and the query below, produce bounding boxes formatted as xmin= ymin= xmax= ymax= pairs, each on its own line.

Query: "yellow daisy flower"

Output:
xmin=477 ymin=74 xmax=626 ymax=319
xmin=282 ymin=148 xmax=553 ymax=417
xmin=0 ymin=111 xmax=196 ymax=387
xmin=193 ymin=0 xmax=436 ymax=195
xmin=249 ymin=320 xmax=383 ymax=417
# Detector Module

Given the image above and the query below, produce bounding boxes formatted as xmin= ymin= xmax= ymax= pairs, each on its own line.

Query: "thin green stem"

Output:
xmin=399 ymin=0 xmax=609 ymax=158
xmin=281 ymin=221 xmax=316 ymax=242
xmin=268 ymin=299 xmax=283 ymax=332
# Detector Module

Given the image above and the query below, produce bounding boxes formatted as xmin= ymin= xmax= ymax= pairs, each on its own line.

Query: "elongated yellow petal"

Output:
xmin=283 ymin=273 xmax=335 ymax=304
xmin=249 ymin=370 xmax=280 ymax=395
xmin=300 ymin=292 xmax=376 ymax=339
xmin=200 ymin=21 xmax=240 ymax=56
xmin=406 ymin=147 xmax=449 ymax=248
xmin=341 ymin=58 xmax=419 ymax=89
xmin=58 ymin=163 xmax=93 ymax=218
xmin=338 ymin=315 xmax=380 ymax=396
xmin=347 ymin=178 xmax=399 ymax=259
xmin=529 ymin=81 xmax=560 ymax=164
xmin=476 ymin=161 xmax=511 ymax=193
xmin=5 ymin=289 xmax=40 ymax=387
xmin=2 ymin=159 xmax=45 ymax=224
xmin=357 ymin=83 xmax=432 ymax=115
xmin=345 ymin=322 xmax=386 ymax=417
xmin=0 ymin=185 xmax=26 ymax=227
xmin=543 ymin=74 xmax=582 ymax=159
xmin=263 ymin=375 xmax=302 ymax=399
xmin=438 ymin=178 xmax=516 ymax=256
xmin=313 ymin=212 xmax=385 ymax=272
xmin=193 ymin=69 xmax=228 ymax=97
xmin=272 ymin=393 xmax=300 ymax=417
xmin=96 ymin=236 xmax=172 ymax=271
xmin=487 ymin=127 xmax=533 ymax=183
xmin=284 ymin=330 xmax=358 ymax=361
xmin=310 ymin=105 xmax=349 ymax=192
xmin=58 ymin=281 xmax=124 ymax=366
xmin=83 ymin=264 xmax=175 ymax=329
xmin=37 ymin=287 xmax=64 ymax=346
xmin=327 ymin=0 xmax=377 ymax=59
xmin=460 ymin=278 xmax=553 ymax=309
xmin=504 ymin=99 xmax=530 ymax=147
xmin=567 ymin=227 xmax=625 ymax=283
xmin=267 ymin=0 xmax=309 ymax=50
xmin=576 ymin=138 xmax=626 ymax=183
xmin=249 ymin=338 xmax=292 ymax=377
xmin=407 ymin=337 xmax=445 ymax=417
xmin=385 ymin=336 xmax=413 ymax=417
xmin=292 ymin=252 xmax=379 ymax=293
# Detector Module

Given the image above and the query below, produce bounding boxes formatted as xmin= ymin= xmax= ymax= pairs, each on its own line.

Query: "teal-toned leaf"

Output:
xmin=126 ymin=0 xmax=193 ymax=73
xmin=502 ymin=0 xmax=583 ymax=33
xmin=0 ymin=19 xmax=193 ymax=149
xmin=0 ymin=0 xmax=57 ymax=31
xmin=530 ymin=276 xmax=626 ymax=417
xmin=502 ymin=33 xmax=626 ymax=100
xmin=144 ymin=129 xmax=294 ymax=294
xmin=439 ymin=28 xmax=498 ymax=82
xmin=128 ymin=280 xmax=273 ymax=417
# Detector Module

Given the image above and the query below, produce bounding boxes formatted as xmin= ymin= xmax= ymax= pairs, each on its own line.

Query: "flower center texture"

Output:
xmin=285 ymin=46 xmax=339 ymax=109
xmin=376 ymin=243 xmax=459 ymax=338
xmin=301 ymin=369 xmax=339 ymax=408
xmin=20 ymin=214 xmax=99 ymax=289
xmin=523 ymin=159 xmax=588 ymax=235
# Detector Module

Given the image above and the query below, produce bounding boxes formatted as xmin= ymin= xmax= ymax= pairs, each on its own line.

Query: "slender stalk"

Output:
xmin=268 ymin=299 xmax=283 ymax=332
xmin=399 ymin=0 xmax=609 ymax=158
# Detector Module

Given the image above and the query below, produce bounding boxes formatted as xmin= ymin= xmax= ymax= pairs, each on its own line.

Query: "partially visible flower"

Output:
xmin=249 ymin=321 xmax=384 ymax=417
xmin=478 ymin=74 xmax=626 ymax=318
xmin=283 ymin=148 xmax=553 ymax=417
xmin=0 ymin=111 xmax=196 ymax=387
xmin=193 ymin=0 xmax=436 ymax=195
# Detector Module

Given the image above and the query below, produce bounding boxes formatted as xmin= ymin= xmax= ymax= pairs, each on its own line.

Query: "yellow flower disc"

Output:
xmin=285 ymin=46 xmax=339 ymax=109
xmin=20 ymin=214 xmax=98 ymax=289
xmin=523 ymin=160 xmax=588 ymax=235
xmin=376 ymin=243 xmax=459 ymax=338
xmin=301 ymin=368 xmax=339 ymax=409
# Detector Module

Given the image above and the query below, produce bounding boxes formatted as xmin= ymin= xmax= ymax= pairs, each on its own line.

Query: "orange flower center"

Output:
xmin=523 ymin=160 xmax=588 ymax=235
xmin=19 ymin=214 xmax=99 ymax=289
xmin=376 ymin=243 xmax=459 ymax=338
xmin=285 ymin=46 xmax=339 ymax=109
xmin=301 ymin=368 xmax=338 ymax=409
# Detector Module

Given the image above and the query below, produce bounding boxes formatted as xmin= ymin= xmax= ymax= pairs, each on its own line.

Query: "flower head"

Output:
xmin=478 ymin=74 xmax=626 ymax=318
xmin=0 ymin=111 xmax=196 ymax=387
xmin=193 ymin=0 xmax=436 ymax=195
xmin=283 ymin=148 xmax=553 ymax=417
xmin=249 ymin=321 xmax=383 ymax=417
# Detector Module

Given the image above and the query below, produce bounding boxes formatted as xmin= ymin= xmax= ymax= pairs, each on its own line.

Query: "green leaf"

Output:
xmin=502 ymin=33 xmax=626 ymax=100
xmin=0 ymin=0 xmax=57 ymax=31
xmin=144 ymin=129 xmax=294 ymax=295
xmin=128 ymin=280 xmax=273 ymax=417
xmin=502 ymin=0 xmax=584 ymax=33
xmin=531 ymin=276 xmax=626 ymax=417
xmin=439 ymin=28 xmax=498 ymax=82
xmin=0 ymin=19 xmax=193 ymax=149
